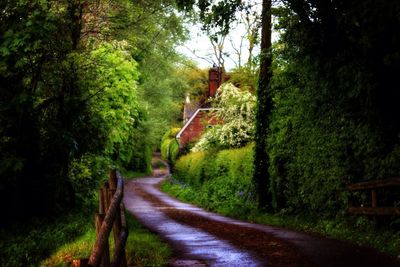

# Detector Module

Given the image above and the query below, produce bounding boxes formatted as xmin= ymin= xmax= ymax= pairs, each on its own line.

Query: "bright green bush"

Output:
xmin=161 ymin=127 xmax=181 ymax=164
xmin=169 ymin=140 xmax=180 ymax=165
xmin=173 ymin=144 xmax=256 ymax=215
xmin=174 ymin=151 xmax=205 ymax=186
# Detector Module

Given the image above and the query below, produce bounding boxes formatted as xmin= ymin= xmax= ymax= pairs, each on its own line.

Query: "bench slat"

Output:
xmin=348 ymin=207 xmax=400 ymax=216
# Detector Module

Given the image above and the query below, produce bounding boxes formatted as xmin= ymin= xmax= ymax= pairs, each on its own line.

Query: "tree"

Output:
xmin=253 ymin=0 xmax=273 ymax=208
xmin=0 ymin=0 xmax=89 ymax=217
xmin=0 ymin=0 xmax=189 ymax=220
xmin=114 ymin=0 xmax=189 ymax=149
xmin=264 ymin=0 xmax=400 ymax=214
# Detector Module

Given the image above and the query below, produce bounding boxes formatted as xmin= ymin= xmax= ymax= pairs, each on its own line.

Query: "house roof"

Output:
xmin=176 ymin=108 xmax=220 ymax=139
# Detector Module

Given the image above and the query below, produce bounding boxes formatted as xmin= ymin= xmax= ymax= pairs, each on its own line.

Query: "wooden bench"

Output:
xmin=347 ymin=177 xmax=400 ymax=216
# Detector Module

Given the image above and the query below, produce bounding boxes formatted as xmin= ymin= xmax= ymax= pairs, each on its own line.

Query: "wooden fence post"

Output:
xmin=95 ymin=213 xmax=110 ymax=267
xmin=87 ymin=171 xmax=128 ymax=267
xmin=103 ymin=183 xmax=110 ymax=211
xmin=99 ymin=188 xmax=105 ymax=214
xmin=71 ymin=259 xmax=89 ymax=267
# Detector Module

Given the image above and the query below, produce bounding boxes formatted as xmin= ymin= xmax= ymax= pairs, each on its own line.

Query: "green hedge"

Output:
xmin=267 ymin=68 xmax=400 ymax=217
xmin=173 ymin=139 xmax=400 ymax=220
xmin=161 ymin=128 xmax=181 ymax=165
xmin=173 ymin=144 xmax=256 ymax=215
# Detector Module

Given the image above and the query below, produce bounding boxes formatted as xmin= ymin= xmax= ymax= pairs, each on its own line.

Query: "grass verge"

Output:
xmin=120 ymin=169 xmax=151 ymax=179
xmin=0 ymin=209 xmax=94 ymax=267
xmin=161 ymin=179 xmax=400 ymax=258
xmin=1 ymin=209 xmax=171 ymax=266
xmin=41 ymin=212 xmax=171 ymax=266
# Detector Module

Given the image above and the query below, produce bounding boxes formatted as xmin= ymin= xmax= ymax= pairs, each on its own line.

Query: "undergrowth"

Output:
xmin=0 ymin=209 xmax=94 ymax=267
xmin=1 ymin=206 xmax=171 ymax=267
xmin=41 ymin=213 xmax=171 ymax=267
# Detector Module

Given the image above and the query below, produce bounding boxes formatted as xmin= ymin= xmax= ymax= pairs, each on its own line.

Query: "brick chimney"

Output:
xmin=208 ymin=66 xmax=223 ymax=97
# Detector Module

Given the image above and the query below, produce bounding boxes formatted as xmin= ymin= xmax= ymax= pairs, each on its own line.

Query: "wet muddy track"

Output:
xmin=124 ymin=174 xmax=400 ymax=267
xmin=134 ymin=182 xmax=308 ymax=266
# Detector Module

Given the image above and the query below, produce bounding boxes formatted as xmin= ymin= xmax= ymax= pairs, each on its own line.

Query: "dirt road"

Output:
xmin=123 ymin=167 xmax=400 ymax=266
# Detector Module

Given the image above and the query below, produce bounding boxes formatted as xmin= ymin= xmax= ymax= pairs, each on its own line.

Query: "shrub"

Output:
xmin=174 ymin=151 xmax=206 ymax=186
xmin=161 ymin=127 xmax=181 ymax=164
xmin=192 ymin=83 xmax=256 ymax=151
xmin=68 ymin=154 xmax=111 ymax=208
xmin=173 ymin=144 xmax=255 ymax=214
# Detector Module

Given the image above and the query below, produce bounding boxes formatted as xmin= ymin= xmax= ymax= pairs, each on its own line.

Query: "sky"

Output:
xmin=176 ymin=1 xmax=264 ymax=71
xmin=176 ymin=1 xmax=280 ymax=71
xmin=177 ymin=22 xmax=261 ymax=71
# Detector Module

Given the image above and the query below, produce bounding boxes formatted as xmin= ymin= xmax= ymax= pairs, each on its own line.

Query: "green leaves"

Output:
xmin=79 ymin=41 xmax=141 ymax=166
xmin=196 ymin=0 xmax=243 ymax=36
xmin=266 ymin=0 xmax=400 ymax=217
xmin=192 ymin=83 xmax=256 ymax=151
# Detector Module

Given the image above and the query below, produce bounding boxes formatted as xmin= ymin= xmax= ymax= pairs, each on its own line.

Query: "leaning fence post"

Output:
xmin=95 ymin=213 xmax=110 ymax=267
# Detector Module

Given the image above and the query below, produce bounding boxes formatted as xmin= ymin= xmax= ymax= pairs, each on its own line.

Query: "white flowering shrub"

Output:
xmin=192 ymin=83 xmax=256 ymax=151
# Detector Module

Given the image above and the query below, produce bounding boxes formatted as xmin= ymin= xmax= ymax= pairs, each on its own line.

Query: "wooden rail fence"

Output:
xmin=73 ymin=170 xmax=128 ymax=267
xmin=347 ymin=177 xmax=400 ymax=216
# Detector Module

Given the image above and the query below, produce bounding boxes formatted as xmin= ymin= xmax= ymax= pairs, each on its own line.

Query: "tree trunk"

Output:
xmin=253 ymin=0 xmax=272 ymax=208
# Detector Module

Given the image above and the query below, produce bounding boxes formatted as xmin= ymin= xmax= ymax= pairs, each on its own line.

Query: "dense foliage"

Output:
xmin=265 ymin=0 xmax=400 ymax=214
xmin=0 ymin=0 xmax=188 ymax=220
xmin=175 ymin=0 xmax=400 ymax=219
xmin=0 ymin=0 xmax=104 ymax=218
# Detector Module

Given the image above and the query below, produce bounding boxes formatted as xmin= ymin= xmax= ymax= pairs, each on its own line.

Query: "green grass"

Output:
xmin=125 ymin=215 xmax=171 ymax=267
xmin=0 ymin=208 xmax=171 ymax=267
xmin=0 ymin=209 xmax=94 ymax=267
xmin=161 ymin=179 xmax=400 ymax=257
xmin=41 ymin=228 xmax=96 ymax=267
xmin=41 ymin=212 xmax=171 ymax=267
xmin=121 ymin=169 xmax=151 ymax=179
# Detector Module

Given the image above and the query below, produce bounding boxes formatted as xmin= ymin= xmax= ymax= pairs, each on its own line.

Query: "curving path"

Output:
xmin=123 ymin=162 xmax=400 ymax=267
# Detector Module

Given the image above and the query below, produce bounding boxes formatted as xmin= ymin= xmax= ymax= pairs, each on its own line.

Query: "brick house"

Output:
xmin=176 ymin=66 xmax=224 ymax=149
